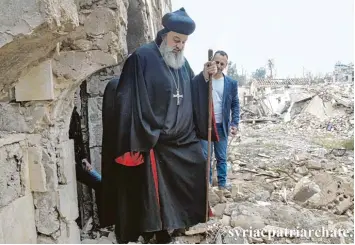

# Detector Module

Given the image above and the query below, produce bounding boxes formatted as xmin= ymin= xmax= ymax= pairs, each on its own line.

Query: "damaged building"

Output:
xmin=333 ymin=62 xmax=354 ymax=83
xmin=0 ymin=0 xmax=171 ymax=243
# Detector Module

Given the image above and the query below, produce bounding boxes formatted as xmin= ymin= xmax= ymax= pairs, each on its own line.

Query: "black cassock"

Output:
xmin=99 ymin=42 xmax=219 ymax=242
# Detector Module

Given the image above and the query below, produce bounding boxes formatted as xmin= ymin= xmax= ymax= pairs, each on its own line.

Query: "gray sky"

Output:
xmin=171 ymin=0 xmax=354 ymax=78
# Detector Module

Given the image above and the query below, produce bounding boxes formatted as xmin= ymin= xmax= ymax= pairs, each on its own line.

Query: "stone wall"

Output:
xmin=0 ymin=0 xmax=171 ymax=243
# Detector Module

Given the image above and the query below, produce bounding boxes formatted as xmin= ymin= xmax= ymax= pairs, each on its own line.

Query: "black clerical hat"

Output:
xmin=162 ymin=7 xmax=196 ymax=35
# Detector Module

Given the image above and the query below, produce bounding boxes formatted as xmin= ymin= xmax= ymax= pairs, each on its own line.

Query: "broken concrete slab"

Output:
xmin=289 ymin=92 xmax=315 ymax=103
xmin=292 ymin=177 xmax=321 ymax=203
xmin=302 ymin=95 xmax=328 ymax=120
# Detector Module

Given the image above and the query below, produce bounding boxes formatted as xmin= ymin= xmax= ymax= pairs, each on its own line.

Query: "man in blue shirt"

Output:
xmin=201 ymin=50 xmax=240 ymax=196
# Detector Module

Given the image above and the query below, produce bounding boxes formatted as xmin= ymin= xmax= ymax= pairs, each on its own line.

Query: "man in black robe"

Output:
xmin=99 ymin=7 xmax=219 ymax=243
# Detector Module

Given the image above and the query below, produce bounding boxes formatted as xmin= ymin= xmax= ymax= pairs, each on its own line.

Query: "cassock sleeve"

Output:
xmin=111 ymin=52 xmax=162 ymax=166
xmin=190 ymin=71 xmax=219 ymax=141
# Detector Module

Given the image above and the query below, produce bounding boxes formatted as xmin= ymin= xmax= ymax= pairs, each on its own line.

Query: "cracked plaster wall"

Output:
xmin=0 ymin=0 xmax=171 ymax=243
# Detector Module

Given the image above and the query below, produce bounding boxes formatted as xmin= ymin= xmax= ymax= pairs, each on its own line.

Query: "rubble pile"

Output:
xmin=183 ymin=83 xmax=354 ymax=244
xmin=86 ymin=82 xmax=353 ymax=244
xmin=197 ymin=125 xmax=354 ymax=244
xmin=241 ymin=83 xmax=354 ymax=139
xmin=289 ymin=83 xmax=354 ymax=137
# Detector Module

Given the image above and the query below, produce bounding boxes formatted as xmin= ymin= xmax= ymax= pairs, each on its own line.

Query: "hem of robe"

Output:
xmin=135 ymin=222 xmax=204 ymax=234
xmin=113 ymin=149 xmax=210 ymax=238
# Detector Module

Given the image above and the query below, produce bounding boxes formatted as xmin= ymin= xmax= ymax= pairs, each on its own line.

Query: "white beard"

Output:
xmin=159 ymin=39 xmax=185 ymax=69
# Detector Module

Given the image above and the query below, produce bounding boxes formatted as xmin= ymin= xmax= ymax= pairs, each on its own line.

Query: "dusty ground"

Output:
xmin=81 ymin=84 xmax=354 ymax=244
xmin=81 ymin=119 xmax=354 ymax=244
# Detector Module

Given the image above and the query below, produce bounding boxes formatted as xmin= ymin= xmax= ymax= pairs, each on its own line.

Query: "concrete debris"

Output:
xmin=292 ymin=177 xmax=321 ymax=202
xmin=241 ymin=83 xmax=354 ymax=132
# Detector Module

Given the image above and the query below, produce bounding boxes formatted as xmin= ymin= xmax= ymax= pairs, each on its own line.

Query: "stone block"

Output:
xmin=221 ymin=215 xmax=231 ymax=226
xmin=0 ymin=0 xmax=45 ymax=48
xmin=57 ymin=181 xmax=79 ymax=221
xmin=105 ymin=0 xmax=129 ymax=9
xmin=0 ymin=103 xmax=31 ymax=133
xmin=0 ymin=103 xmax=51 ymax=133
xmin=308 ymin=173 xmax=338 ymax=206
xmin=56 ymin=221 xmax=81 ymax=244
xmin=126 ymin=0 xmax=150 ymax=53
xmin=84 ymin=7 xmax=117 ymax=36
xmin=28 ymin=146 xmax=47 ymax=192
xmin=0 ymin=0 xmax=78 ymax=48
xmin=72 ymin=39 xmax=93 ymax=51
xmin=0 ymin=0 xmax=79 ymax=94
xmin=21 ymin=143 xmax=31 ymax=196
xmin=87 ymin=74 xmax=110 ymax=97
xmin=25 ymin=104 xmax=52 ymax=127
xmin=88 ymin=97 xmax=103 ymax=147
xmin=95 ymin=31 xmax=119 ymax=53
xmin=57 ymin=140 xmax=76 ymax=185
xmin=42 ymin=150 xmax=59 ymax=191
xmin=90 ymin=146 xmax=102 ymax=174
xmin=0 ymin=195 xmax=37 ymax=243
xmin=213 ymin=203 xmax=226 ymax=218
xmin=208 ymin=188 xmax=221 ymax=206
xmin=0 ymin=133 xmax=26 ymax=147
xmin=15 ymin=60 xmax=55 ymax=102
xmin=292 ymin=177 xmax=321 ymax=203
xmin=33 ymin=191 xmax=60 ymax=235
xmin=0 ymin=141 xmax=29 ymax=207
xmin=52 ymin=50 xmax=118 ymax=83
xmin=26 ymin=134 xmax=42 ymax=147
xmin=37 ymin=235 xmax=56 ymax=244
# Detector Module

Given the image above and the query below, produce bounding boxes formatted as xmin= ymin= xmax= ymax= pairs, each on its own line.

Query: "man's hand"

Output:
xmin=203 ymin=61 xmax=217 ymax=81
xmin=230 ymin=126 xmax=238 ymax=136
xmin=82 ymin=158 xmax=93 ymax=171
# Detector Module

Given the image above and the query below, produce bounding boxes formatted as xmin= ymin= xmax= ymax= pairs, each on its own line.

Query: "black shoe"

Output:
xmin=155 ymin=230 xmax=172 ymax=244
xmin=142 ymin=232 xmax=154 ymax=243
xmin=171 ymin=228 xmax=186 ymax=237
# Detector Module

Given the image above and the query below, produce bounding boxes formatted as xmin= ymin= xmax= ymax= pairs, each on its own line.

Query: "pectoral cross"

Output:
xmin=173 ymin=89 xmax=183 ymax=105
